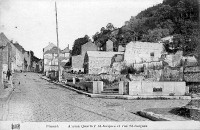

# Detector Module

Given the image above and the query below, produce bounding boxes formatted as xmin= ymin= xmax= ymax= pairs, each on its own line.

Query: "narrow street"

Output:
xmin=1 ymin=72 xmax=189 ymax=122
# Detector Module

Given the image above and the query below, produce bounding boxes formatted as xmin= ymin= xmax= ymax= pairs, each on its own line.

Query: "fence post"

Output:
xmin=73 ymin=77 xmax=76 ymax=84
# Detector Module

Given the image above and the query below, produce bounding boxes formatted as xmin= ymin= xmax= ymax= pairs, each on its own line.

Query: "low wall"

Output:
xmin=77 ymin=81 xmax=103 ymax=94
xmin=128 ymin=81 xmax=188 ymax=96
xmin=78 ymin=81 xmax=93 ymax=92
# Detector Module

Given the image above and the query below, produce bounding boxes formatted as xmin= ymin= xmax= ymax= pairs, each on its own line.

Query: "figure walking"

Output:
xmin=6 ymin=69 xmax=12 ymax=81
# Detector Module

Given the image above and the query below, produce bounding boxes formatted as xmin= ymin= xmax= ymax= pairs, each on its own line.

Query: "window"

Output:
xmin=153 ymin=88 xmax=162 ymax=92
xmin=150 ymin=52 xmax=154 ymax=57
xmin=54 ymin=53 xmax=57 ymax=57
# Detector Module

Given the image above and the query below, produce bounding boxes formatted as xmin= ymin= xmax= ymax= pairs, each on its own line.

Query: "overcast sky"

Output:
xmin=0 ymin=0 xmax=163 ymax=58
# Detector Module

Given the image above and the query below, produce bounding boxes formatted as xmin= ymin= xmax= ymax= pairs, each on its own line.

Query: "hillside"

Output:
xmin=91 ymin=0 xmax=199 ymax=56
xmin=124 ymin=0 xmax=199 ymax=55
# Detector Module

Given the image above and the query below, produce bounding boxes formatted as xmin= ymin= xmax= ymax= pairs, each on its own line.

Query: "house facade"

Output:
xmin=24 ymin=51 xmax=31 ymax=71
xmin=124 ymin=41 xmax=164 ymax=66
xmin=84 ymin=51 xmax=124 ymax=74
xmin=13 ymin=44 xmax=24 ymax=72
xmin=44 ymin=46 xmax=61 ymax=72
xmin=72 ymin=41 xmax=98 ymax=72
xmin=43 ymin=44 xmax=71 ymax=74
xmin=72 ymin=55 xmax=84 ymax=72
xmin=0 ymin=33 xmax=14 ymax=82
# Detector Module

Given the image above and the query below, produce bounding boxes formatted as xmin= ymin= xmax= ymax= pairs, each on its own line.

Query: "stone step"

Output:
xmin=101 ymin=91 xmax=119 ymax=94
xmin=104 ymin=89 xmax=119 ymax=92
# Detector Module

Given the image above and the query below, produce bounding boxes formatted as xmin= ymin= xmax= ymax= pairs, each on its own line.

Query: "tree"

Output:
xmin=106 ymin=23 xmax=115 ymax=31
xmin=71 ymin=35 xmax=90 ymax=56
xmin=142 ymin=28 xmax=170 ymax=42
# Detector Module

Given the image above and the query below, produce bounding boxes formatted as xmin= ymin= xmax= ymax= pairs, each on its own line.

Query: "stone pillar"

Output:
xmin=119 ymin=81 xmax=124 ymax=95
xmin=97 ymin=81 xmax=103 ymax=93
xmin=73 ymin=77 xmax=76 ymax=84
xmin=46 ymin=71 xmax=49 ymax=77
xmin=92 ymin=81 xmax=103 ymax=94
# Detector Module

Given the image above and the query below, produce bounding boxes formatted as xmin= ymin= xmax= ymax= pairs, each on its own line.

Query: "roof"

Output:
xmin=13 ymin=43 xmax=25 ymax=53
xmin=62 ymin=46 xmax=70 ymax=53
xmin=82 ymin=41 xmax=97 ymax=48
xmin=86 ymin=51 xmax=124 ymax=58
xmin=0 ymin=32 xmax=10 ymax=47
xmin=43 ymin=43 xmax=56 ymax=53
xmin=44 ymin=46 xmax=62 ymax=54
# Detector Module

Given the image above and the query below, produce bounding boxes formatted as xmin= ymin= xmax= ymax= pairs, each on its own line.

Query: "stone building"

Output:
xmin=0 ymin=33 xmax=12 ymax=75
xmin=62 ymin=45 xmax=70 ymax=58
xmin=84 ymin=51 xmax=124 ymax=74
xmin=72 ymin=41 xmax=98 ymax=72
xmin=81 ymin=41 xmax=98 ymax=55
xmin=43 ymin=43 xmax=56 ymax=73
xmin=38 ymin=59 xmax=43 ymax=72
xmin=6 ymin=41 xmax=25 ymax=72
xmin=0 ymin=33 xmax=26 ymax=74
xmin=43 ymin=44 xmax=71 ymax=74
xmin=44 ymin=46 xmax=62 ymax=72
xmin=124 ymin=41 xmax=164 ymax=66
xmin=24 ymin=51 xmax=32 ymax=71
xmin=72 ymin=55 xmax=84 ymax=72
xmin=43 ymin=42 xmax=56 ymax=54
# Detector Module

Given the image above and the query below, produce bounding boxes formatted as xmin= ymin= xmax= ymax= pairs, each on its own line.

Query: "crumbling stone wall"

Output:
xmin=124 ymin=41 xmax=163 ymax=65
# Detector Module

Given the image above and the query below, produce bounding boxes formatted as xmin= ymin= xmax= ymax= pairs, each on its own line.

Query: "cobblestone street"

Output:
xmin=0 ymin=73 xmax=190 ymax=122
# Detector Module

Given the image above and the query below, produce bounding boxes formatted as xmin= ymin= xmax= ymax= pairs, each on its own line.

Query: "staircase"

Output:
xmin=101 ymin=87 xmax=119 ymax=95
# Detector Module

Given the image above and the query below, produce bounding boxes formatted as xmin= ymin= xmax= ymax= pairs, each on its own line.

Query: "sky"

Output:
xmin=0 ymin=0 xmax=163 ymax=59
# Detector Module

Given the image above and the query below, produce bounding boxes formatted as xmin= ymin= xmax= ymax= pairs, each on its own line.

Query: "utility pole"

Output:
xmin=199 ymin=0 xmax=200 ymax=28
xmin=55 ymin=1 xmax=61 ymax=82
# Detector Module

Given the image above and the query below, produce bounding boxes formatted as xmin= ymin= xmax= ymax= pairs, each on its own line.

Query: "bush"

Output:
xmin=169 ymin=93 xmax=175 ymax=96
xmin=101 ymin=79 xmax=110 ymax=85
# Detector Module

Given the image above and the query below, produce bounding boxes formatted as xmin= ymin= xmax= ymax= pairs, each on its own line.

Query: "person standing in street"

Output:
xmin=6 ymin=69 xmax=12 ymax=81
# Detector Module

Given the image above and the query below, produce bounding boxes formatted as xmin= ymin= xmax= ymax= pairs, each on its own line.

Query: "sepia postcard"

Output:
xmin=0 ymin=0 xmax=200 ymax=129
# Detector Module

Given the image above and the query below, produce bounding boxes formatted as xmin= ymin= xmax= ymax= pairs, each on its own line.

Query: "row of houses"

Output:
xmin=70 ymin=39 xmax=165 ymax=74
xmin=0 ymin=32 xmax=40 ymax=89
xmin=43 ymin=36 xmax=198 ymax=76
